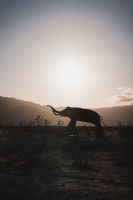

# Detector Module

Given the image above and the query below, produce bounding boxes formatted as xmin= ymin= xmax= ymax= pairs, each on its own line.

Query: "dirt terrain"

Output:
xmin=0 ymin=126 xmax=133 ymax=200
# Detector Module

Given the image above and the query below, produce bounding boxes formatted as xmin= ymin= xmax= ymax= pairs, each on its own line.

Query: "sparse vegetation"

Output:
xmin=0 ymin=126 xmax=133 ymax=200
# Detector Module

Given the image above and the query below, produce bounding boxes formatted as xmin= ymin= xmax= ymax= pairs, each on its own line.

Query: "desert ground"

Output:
xmin=0 ymin=126 xmax=133 ymax=200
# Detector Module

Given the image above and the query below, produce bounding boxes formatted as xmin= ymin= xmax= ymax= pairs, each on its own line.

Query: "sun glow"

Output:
xmin=55 ymin=59 xmax=87 ymax=92
xmin=48 ymin=55 xmax=101 ymax=106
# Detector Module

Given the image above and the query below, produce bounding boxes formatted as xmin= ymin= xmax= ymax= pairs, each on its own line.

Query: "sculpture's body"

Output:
xmin=47 ymin=106 xmax=103 ymax=136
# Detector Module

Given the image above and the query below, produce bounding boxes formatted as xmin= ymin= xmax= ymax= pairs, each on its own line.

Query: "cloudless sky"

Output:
xmin=0 ymin=0 xmax=133 ymax=107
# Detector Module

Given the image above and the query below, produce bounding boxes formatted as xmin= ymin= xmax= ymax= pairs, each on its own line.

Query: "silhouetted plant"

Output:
xmin=33 ymin=115 xmax=43 ymax=126
xmin=43 ymin=119 xmax=48 ymax=126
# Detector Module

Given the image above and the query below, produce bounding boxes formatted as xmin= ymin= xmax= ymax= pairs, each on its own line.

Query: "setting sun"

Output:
xmin=55 ymin=59 xmax=86 ymax=91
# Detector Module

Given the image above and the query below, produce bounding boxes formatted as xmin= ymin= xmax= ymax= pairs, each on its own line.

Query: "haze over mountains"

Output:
xmin=0 ymin=96 xmax=133 ymax=126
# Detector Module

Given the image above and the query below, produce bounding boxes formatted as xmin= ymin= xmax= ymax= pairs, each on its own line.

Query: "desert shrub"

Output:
xmin=0 ymin=127 xmax=64 ymax=175
xmin=37 ymin=150 xmax=62 ymax=173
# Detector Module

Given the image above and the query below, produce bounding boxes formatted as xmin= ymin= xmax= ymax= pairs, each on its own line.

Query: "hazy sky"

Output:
xmin=0 ymin=0 xmax=133 ymax=107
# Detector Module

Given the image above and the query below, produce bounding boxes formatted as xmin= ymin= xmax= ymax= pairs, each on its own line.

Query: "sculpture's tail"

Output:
xmin=100 ymin=116 xmax=106 ymax=127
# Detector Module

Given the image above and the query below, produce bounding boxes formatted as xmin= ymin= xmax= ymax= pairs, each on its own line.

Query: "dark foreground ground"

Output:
xmin=0 ymin=126 xmax=133 ymax=200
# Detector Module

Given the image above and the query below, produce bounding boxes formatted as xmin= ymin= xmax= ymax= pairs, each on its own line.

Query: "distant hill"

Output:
xmin=0 ymin=96 xmax=133 ymax=126
xmin=94 ymin=106 xmax=133 ymax=126
xmin=0 ymin=96 xmax=57 ymax=125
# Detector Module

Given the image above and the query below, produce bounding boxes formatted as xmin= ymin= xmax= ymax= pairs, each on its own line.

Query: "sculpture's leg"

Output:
xmin=67 ymin=119 xmax=77 ymax=134
xmin=67 ymin=120 xmax=73 ymax=130
xmin=71 ymin=120 xmax=77 ymax=133
xmin=96 ymin=120 xmax=103 ymax=138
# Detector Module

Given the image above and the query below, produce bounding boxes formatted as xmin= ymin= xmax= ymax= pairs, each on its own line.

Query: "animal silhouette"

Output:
xmin=47 ymin=105 xmax=103 ymax=136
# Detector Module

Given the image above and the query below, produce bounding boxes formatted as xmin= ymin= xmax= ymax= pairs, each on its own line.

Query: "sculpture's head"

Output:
xmin=47 ymin=105 xmax=72 ymax=117
xmin=59 ymin=107 xmax=72 ymax=117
